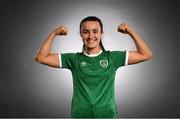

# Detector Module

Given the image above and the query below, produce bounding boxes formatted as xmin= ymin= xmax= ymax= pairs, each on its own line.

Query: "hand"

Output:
xmin=118 ymin=23 xmax=131 ymax=34
xmin=53 ymin=26 xmax=68 ymax=35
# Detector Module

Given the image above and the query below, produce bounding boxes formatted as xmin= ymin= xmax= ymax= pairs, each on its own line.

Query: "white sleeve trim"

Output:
xmin=125 ymin=51 xmax=129 ymax=66
xmin=58 ymin=53 xmax=62 ymax=68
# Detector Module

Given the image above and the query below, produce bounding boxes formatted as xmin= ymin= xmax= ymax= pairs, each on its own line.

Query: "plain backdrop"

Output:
xmin=0 ymin=0 xmax=180 ymax=118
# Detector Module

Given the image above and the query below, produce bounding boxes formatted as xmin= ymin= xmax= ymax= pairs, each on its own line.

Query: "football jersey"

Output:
xmin=58 ymin=50 xmax=128 ymax=118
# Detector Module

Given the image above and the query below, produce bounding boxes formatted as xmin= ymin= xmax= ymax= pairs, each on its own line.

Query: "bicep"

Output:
xmin=128 ymin=51 xmax=148 ymax=65
xmin=36 ymin=53 xmax=60 ymax=68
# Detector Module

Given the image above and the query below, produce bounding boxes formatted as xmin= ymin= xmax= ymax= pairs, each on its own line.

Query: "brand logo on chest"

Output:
xmin=80 ymin=61 xmax=88 ymax=66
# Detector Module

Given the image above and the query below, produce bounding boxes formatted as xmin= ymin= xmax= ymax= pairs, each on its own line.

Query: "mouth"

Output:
xmin=88 ymin=40 xmax=95 ymax=43
xmin=87 ymin=39 xmax=97 ymax=43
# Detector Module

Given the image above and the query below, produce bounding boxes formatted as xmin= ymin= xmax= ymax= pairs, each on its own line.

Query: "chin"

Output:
xmin=86 ymin=44 xmax=97 ymax=49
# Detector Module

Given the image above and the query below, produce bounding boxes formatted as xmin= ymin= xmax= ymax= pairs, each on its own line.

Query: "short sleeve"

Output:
xmin=110 ymin=51 xmax=128 ymax=69
xmin=59 ymin=53 xmax=76 ymax=69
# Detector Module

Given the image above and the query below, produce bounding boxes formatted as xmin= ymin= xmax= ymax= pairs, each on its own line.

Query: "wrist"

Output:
xmin=127 ymin=28 xmax=136 ymax=36
xmin=50 ymin=32 xmax=56 ymax=36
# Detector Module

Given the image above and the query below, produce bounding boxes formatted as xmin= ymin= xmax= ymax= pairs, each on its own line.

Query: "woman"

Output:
xmin=35 ymin=16 xmax=153 ymax=118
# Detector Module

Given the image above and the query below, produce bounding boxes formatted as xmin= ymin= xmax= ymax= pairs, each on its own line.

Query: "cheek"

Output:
xmin=95 ymin=34 xmax=102 ymax=39
xmin=81 ymin=36 xmax=87 ymax=43
xmin=81 ymin=33 xmax=87 ymax=38
xmin=82 ymin=36 xmax=87 ymax=42
xmin=81 ymin=35 xmax=88 ymax=41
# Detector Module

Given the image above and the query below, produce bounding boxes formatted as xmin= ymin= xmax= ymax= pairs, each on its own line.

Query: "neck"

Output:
xmin=84 ymin=46 xmax=101 ymax=55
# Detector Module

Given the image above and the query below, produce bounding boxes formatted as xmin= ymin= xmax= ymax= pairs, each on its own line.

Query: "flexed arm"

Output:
xmin=118 ymin=23 xmax=153 ymax=65
xmin=34 ymin=26 xmax=68 ymax=68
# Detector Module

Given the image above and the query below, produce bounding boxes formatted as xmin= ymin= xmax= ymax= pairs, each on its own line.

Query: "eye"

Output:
xmin=93 ymin=29 xmax=99 ymax=34
xmin=82 ymin=30 xmax=89 ymax=34
xmin=93 ymin=31 xmax=98 ymax=33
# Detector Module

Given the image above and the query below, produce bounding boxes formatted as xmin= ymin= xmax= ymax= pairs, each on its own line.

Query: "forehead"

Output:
xmin=81 ymin=21 xmax=101 ymax=30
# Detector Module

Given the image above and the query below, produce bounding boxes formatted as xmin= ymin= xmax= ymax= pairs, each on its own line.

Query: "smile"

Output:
xmin=88 ymin=40 xmax=95 ymax=43
xmin=87 ymin=39 xmax=97 ymax=43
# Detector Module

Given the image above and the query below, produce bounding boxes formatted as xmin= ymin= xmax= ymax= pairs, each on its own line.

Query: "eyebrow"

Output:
xmin=82 ymin=28 xmax=99 ymax=31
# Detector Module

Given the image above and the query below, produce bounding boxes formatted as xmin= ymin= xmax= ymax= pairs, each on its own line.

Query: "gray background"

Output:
xmin=0 ymin=0 xmax=180 ymax=118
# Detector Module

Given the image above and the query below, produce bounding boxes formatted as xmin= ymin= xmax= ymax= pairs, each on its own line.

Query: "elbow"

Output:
xmin=148 ymin=50 xmax=153 ymax=60
xmin=34 ymin=55 xmax=38 ymax=62
xmin=34 ymin=54 xmax=43 ymax=63
xmin=34 ymin=55 xmax=40 ymax=63
xmin=144 ymin=52 xmax=153 ymax=61
xmin=149 ymin=52 xmax=153 ymax=60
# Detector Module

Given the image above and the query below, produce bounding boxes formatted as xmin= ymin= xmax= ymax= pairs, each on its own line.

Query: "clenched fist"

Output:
xmin=118 ymin=23 xmax=131 ymax=34
xmin=53 ymin=26 xmax=68 ymax=35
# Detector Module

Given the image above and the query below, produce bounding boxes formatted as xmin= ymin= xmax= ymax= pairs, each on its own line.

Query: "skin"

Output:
xmin=34 ymin=26 xmax=68 ymax=68
xmin=118 ymin=23 xmax=153 ymax=64
xmin=80 ymin=21 xmax=102 ymax=55
xmin=35 ymin=21 xmax=153 ymax=67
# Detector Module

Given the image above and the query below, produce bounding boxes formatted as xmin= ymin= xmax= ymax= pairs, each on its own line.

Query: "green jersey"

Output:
xmin=59 ymin=50 xmax=127 ymax=118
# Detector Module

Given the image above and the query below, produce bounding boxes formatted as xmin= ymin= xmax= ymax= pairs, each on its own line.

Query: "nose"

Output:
xmin=88 ymin=32 xmax=93 ymax=39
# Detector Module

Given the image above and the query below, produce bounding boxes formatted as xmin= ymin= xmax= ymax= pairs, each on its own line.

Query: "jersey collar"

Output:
xmin=83 ymin=48 xmax=103 ymax=57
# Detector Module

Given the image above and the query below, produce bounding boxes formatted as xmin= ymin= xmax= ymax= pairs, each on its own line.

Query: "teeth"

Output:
xmin=88 ymin=40 xmax=95 ymax=43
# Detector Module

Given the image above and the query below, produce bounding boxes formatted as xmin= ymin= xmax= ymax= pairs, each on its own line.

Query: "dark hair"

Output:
xmin=80 ymin=16 xmax=105 ymax=51
xmin=80 ymin=16 xmax=103 ymax=33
